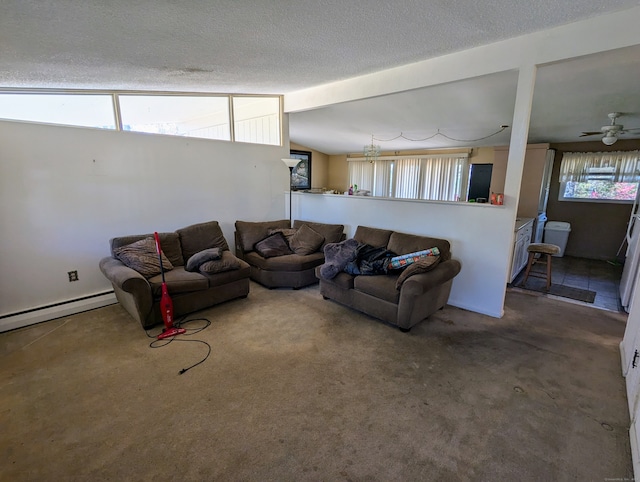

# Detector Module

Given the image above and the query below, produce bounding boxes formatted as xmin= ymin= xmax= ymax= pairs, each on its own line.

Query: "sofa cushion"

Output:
xmin=354 ymin=274 xmax=400 ymax=304
xmin=177 ymin=221 xmax=230 ymax=262
xmin=111 ymin=232 xmax=183 ymax=267
xmin=148 ymin=267 xmax=208 ymax=296
xmin=185 ymin=248 xmax=222 ymax=272
xmin=387 ymin=231 xmax=451 ymax=261
xmin=245 ymin=251 xmax=324 ymax=271
xmin=254 ymin=232 xmax=294 ymax=258
xmin=113 ymin=237 xmax=174 ymax=278
xmin=395 ymin=255 xmax=441 ymax=290
xmin=289 ymin=224 xmax=325 ymax=255
xmin=315 ymin=267 xmax=355 ymax=290
xmin=293 ymin=220 xmax=344 ymax=248
xmin=353 ymin=226 xmax=394 ymax=248
xmin=199 ymin=250 xmax=242 ymax=274
xmin=236 ymin=220 xmax=291 ymax=252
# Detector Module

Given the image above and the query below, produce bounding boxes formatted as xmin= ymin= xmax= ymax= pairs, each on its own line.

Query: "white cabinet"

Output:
xmin=510 ymin=219 xmax=533 ymax=283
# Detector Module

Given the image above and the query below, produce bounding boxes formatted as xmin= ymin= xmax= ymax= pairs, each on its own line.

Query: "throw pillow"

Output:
xmin=268 ymin=228 xmax=297 ymax=244
xmin=395 ymin=255 xmax=441 ymax=290
xmin=185 ymin=247 xmax=222 ymax=272
xmin=319 ymin=238 xmax=359 ymax=279
xmin=289 ymin=224 xmax=325 ymax=255
xmin=235 ymin=220 xmax=290 ymax=252
xmin=199 ymin=250 xmax=242 ymax=274
xmin=254 ymin=232 xmax=294 ymax=258
xmin=113 ymin=237 xmax=174 ymax=278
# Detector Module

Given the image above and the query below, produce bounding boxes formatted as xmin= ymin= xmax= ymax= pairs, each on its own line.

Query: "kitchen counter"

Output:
xmin=515 ymin=217 xmax=534 ymax=231
xmin=510 ymin=217 xmax=535 ymax=283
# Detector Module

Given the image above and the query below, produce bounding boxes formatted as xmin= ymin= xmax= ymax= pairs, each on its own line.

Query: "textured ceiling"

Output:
xmin=1 ymin=0 xmax=638 ymax=93
xmin=2 ymin=1 xmax=640 ymax=153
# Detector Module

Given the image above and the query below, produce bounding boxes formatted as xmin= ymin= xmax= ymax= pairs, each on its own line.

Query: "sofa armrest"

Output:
xmin=234 ymin=231 xmax=247 ymax=259
xmin=400 ymin=259 xmax=462 ymax=296
xmin=99 ymin=256 xmax=151 ymax=296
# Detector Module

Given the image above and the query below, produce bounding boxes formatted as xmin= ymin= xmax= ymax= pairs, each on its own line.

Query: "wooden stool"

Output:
xmin=520 ymin=243 xmax=561 ymax=291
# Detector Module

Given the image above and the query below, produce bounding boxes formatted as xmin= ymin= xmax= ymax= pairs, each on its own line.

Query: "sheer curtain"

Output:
xmin=349 ymin=154 xmax=467 ymax=201
xmin=348 ymin=160 xmax=393 ymax=197
xmin=559 ymin=150 xmax=640 ymax=182
xmin=373 ymin=160 xmax=394 ymax=197
xmin=394 ymin=158 xmax=422 ymax=199
xmin=420 ymin=155 xmax=467 ymax=201
xmin=348 ymin=160 xmax=374 ymax=191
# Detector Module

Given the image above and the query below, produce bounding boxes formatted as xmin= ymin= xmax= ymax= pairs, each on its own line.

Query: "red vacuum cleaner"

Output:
xmin=154 ymin=232 xmax=186 ymax=340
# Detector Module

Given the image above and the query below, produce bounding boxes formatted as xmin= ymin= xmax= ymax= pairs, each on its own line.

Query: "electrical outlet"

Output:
xmin=68 ymin=270 xmax=78 ymax=282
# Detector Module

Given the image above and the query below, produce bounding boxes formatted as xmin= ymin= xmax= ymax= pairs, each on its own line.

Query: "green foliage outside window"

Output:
xmin=563 ymin=181 xmax=638 ymax=201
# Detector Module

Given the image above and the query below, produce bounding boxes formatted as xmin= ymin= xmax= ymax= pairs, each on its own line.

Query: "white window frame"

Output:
xmin=0 ymin=89 xmax=283 ymax=147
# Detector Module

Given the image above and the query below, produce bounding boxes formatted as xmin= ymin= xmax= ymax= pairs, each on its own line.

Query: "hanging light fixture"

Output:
xmin=602 ymin=130 xmax=618 ymax=146
xmin=363 ymin=135 xmax=381 ymax=163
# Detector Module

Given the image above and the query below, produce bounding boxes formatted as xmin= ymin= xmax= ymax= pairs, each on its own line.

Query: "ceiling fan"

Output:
xmin=580 ymin=112 xmax=640 ymax=145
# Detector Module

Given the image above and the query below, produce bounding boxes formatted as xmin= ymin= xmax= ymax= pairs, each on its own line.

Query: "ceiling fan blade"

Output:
xmin=579 ymin=131 xmax=602 ymax=137
xmin=623 ymin=127 xmax=640 ymax=132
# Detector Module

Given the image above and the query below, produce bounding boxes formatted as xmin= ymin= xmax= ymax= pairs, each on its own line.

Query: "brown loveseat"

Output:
xmin=235 ymin=219 xmax=345 ymax=289
xmin=99 ymin=221 xmax=250 ymax=329
xmin=316 ymin=226 xmax=461 ymax=331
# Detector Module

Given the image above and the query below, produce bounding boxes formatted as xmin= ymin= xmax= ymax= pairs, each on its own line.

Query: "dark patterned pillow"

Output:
xmin=289 ymin=224 xmax=325 ymax=255
xmin=395 ymin=255 xmax=441 ymax=290
xmin=113 ymin=237 xmax=173 ymax=278
xmin=268 ymin=228 xmax=297 ymax=244
xmin=254 ymin=232 xmax=294 ymax=258
xmin=185 ymin=248 xmax=222 ymax=272
xmin=199 ymin=251 xmax=242 ymax=274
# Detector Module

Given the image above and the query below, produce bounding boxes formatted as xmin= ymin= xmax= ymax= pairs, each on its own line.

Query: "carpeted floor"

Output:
xmin=0 ymin=282 xmax=633 ymax=481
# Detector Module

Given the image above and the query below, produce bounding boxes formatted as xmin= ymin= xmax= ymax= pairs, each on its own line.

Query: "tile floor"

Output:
xmin=512 ymin=255 xmax=624 ymax=312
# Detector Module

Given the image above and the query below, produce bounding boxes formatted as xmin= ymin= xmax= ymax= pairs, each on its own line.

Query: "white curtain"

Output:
xmin=372 ymin=160 xmax=394 ymax=197
xmin=348 ymin=160 xmax=374 ymax=192
xmin=559 ymin=150 xmax=640 ymax=182
xmin=348 ymin=154 xmax=467 ymax=201
xmin=394 ymin=158 xmax=422 ymax=199
xmin=420 ymin=155 xmax=467 ymax=201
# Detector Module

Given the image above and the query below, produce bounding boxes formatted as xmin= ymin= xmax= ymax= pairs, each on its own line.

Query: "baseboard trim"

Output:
xmin=0 ymin=292 xmax=117 ymax=333
xmin=448 ymin=300 xmax=504 ymax=318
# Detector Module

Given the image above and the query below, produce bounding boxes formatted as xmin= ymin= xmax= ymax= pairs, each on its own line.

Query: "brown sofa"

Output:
xmin=235 ymin=219 xmax=345 ymax=289
xmin=316 ymin=226 xmax=461 ymax=331
xmin=99 ymin=221 xmax=250 ymax=329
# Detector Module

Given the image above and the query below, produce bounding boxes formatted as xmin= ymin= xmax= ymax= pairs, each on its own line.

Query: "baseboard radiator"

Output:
xmin=0 ymin=291 xmax=117 ymax=333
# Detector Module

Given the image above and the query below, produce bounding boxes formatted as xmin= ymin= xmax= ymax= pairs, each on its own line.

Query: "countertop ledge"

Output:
xmin=515 ymin=217 xmax=534 ymax=231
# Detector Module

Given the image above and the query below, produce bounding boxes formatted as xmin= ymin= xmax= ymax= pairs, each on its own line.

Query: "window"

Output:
xmin=348 ymin=154 xmax=468 ymax=201
xmin=0 ymin=90 xmax=283 ymax=146
xmin=0 ymin=93 xmax=116 ymax=129
xmin=232 ymin=96 xmax=280 ymax=145
xmin=559 ymin=150 xmax=640 ymax=202
xmin=119 ymin=95 xmax=230 ymax=140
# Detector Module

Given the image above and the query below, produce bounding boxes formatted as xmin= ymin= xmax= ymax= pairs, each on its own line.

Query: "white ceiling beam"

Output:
xmin=284 ymin=6 xmax=640 ymax=113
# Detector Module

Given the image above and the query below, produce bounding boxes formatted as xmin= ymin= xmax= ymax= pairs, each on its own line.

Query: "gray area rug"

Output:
xmin=0 ymin=282 xmax=631 ymax=481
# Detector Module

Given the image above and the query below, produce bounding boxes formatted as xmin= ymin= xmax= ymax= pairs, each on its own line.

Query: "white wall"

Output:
xmin=292 ymin=193 xmax=512 ymax=317
xmin=0 ymin=120 xmax=289 ymax=330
